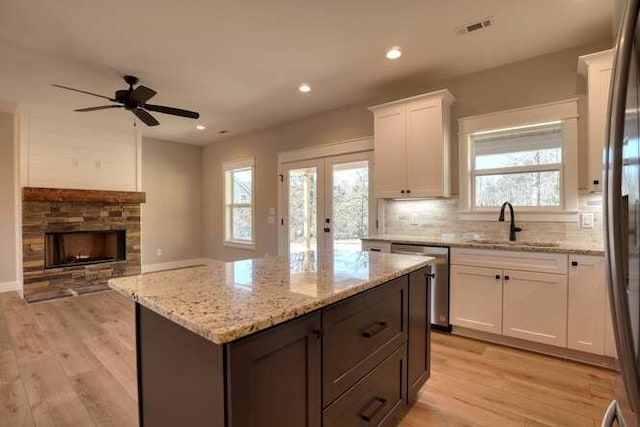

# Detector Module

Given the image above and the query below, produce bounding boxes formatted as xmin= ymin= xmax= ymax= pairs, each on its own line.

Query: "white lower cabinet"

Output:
xmin=450 ymin=249 xmax=568 ymax=349
xmin=450 ymin=265 xmax=502 ymax=334
xmin=502 ymin=269 xmax=567 ymax=347
xmin=451 ymin=249 xmax=616 ymax=357
xmin=567 ymin=255 xmax=606 ymax=354
xmin=567 ymin=254 xmax=617 ymax=357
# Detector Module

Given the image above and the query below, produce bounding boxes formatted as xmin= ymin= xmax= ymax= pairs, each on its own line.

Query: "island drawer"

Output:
xmin=322 ymin=275 xmax=408 ymax=407
xmin=323 ymin=344 xmax=407 ymax=427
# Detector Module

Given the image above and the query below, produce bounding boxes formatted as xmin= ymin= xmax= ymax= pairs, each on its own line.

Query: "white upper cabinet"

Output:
xmin=369 ymin=90 xmax=454 ymax=199
xmin=578 ymin=49 xmax=613 ymax=192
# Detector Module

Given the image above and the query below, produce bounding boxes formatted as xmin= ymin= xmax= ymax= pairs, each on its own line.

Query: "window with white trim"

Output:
xmin=458 ymin=99 xmax=579 ymax=217
xmin=471 ymin=121 xmax=563 ymax=208
xmin=224 ymin=158 xmax=255 ymax=247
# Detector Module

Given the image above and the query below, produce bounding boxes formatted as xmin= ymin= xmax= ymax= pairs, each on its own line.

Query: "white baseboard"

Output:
xmin=142 ymin=258 xmax=210 ymax=274
xmin=0 ymin=280 xmax=20 ymax=293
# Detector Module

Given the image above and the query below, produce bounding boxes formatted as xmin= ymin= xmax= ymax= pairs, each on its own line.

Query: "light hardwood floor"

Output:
xmin=0 ymin=291 xmax=615 ymax=427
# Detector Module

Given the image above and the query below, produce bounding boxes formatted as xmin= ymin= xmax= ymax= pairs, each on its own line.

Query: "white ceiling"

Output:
xmin=0 ymin=0 xmax=613 ymax=145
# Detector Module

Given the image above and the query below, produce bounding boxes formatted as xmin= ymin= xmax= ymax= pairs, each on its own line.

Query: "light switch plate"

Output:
xmin=581 ymin=213 xmax=594 ymax=229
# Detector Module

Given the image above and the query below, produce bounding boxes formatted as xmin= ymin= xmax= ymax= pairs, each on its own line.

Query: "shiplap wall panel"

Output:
xmin=22 ymin=106 xmax=140 ymax=191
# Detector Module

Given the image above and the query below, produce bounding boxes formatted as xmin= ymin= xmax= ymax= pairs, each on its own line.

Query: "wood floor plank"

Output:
xmin=82 ymin=333 xmax=137 ymax=400
xmin=18 ymin=355 xmax=95 ymax=426
xmin=4 ymin=306 xmax=53 ymax=365
xmin=71 ymin=366 xmax=137 ymax=427
xmin=0 ymin=377 xmax=35 ymax=427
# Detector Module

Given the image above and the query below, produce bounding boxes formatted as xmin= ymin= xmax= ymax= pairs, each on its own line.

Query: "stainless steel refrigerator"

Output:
xmin=604 ymin=0 xmax=640 ymax=425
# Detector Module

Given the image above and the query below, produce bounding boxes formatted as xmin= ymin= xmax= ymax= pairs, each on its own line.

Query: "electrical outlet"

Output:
xmin=156 ymin=248 xmax=163 ymax=256
xmin=581 ymin=213 xmax=594 ymax=229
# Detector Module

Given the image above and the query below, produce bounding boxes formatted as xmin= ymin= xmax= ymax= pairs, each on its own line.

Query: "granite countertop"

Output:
xmin=362 ymin=234 xmax=605 ymax=256
xmin=108 ymin=250 xmax=431 ymax=345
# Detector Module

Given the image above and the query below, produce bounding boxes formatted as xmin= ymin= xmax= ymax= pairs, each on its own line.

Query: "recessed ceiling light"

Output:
xmin=299 ymin=83 xmax=311 ymax=93
xmin=219 ymin=129 xmax=229 ymax=134
xmin=386 ymin=47 xmax=402 ymax=60
xmin=196 ymin=125 xmax=206 ymax=130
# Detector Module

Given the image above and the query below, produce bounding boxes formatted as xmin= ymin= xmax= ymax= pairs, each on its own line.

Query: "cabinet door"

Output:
xmin=407 ymin=267 xmax=430 ymax=403
xmin=503 ymin=270 xmax=567 ymax=347
xmin=568 ymin=255 xmax=606 ymax=354
xmin=373 ymin=104 xmax=406 ymax=198
xmin=228 ymin=312 xmax=321 ymax=427
xmin=405 ymin=97 xmax=447 ymax=197
xmin=450 ymin=265 xmax=503 ymax=334
xmin=588 ymin=65 xmax=612 ymax=191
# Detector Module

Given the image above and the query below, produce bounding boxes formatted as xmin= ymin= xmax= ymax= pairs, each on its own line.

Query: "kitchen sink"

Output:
xmin=468 ymin=239 xmax=560 ymax=248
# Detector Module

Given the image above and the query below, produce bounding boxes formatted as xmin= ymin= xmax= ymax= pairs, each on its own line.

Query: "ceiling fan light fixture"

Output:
xmin=299 ymin=83 xmax=311 ymax=93
xmin=386 ymin=47 xmax=402 ymax=60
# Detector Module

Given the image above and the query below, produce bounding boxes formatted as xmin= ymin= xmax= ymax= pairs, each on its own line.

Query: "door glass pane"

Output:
xmin=288 ymin=167 xmax=317 ymax=256
xmin=332 ymin=160 xmax=369 ymax=251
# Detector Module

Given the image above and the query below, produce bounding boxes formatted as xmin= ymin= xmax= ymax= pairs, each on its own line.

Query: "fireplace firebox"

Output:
xmin=44 ymin=230 xmax=126 ymax=269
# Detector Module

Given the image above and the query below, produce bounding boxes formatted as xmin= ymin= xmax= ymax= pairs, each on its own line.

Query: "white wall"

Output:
xmin=141 ymin=138 xmax=204 ymax=268
xmin=0 ymin=112 xmax=16 ymax=289
xmin=17 ymin=105 xmax=141 ymax=191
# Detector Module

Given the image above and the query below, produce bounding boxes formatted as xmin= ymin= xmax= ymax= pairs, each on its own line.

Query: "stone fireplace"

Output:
xmin=22 ymin=187 xmax=145 ymax=302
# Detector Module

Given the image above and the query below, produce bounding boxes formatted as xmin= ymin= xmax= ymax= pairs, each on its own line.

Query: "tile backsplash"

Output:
xmin=382 ymin=192 xmax=604 ymax=248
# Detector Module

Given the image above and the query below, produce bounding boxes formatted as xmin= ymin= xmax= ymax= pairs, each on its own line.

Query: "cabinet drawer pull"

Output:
xmin=504 ymin=275 xmax=510 ymax=281
xmin=369 ymin=248 xmax=381 ymax=252
xmin=495 ymin=274 xmax=501 ymax=280
xmin=361 ymin=321 xmax=388 ymax=338
xmin=359 ymin=397 xmax=387 ymax=422
xmin=571 ymin=261 xmax=578 ymax=267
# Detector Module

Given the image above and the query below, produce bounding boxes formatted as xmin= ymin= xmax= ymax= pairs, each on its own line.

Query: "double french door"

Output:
xmin=279 ymin=152 xmax=374 ymax=256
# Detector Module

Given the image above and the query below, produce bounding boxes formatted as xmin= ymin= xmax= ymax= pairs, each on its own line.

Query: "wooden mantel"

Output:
xmin=22 ymin=187 xmax=146 ymax=203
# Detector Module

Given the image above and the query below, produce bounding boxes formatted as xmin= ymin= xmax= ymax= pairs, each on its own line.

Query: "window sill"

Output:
xmin=223 ymin=240 xmax=256 ymax=250
xmin=458 ymin=210 xmax=579 ymax=222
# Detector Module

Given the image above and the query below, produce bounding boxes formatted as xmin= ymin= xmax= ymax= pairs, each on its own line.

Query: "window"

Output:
xmin=224 ymin=158 xmax=255 ymax=247
xmin=458 ymin=100 xmax=579 ymax=218
xmin=471 ymin=121 xmax=563 ymax=208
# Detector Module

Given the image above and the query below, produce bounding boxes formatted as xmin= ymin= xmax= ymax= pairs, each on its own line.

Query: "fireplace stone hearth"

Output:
xmin=22 ymin=187 xmax=145 ymax=302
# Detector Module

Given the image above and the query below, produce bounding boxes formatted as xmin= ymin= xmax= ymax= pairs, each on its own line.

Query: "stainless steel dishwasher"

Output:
xmin=391 ymin=243 xmax=450 ymax=331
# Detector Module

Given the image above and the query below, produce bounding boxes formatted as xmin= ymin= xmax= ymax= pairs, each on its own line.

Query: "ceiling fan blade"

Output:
xmin=132 ymin=85 xmax=157 ymax=103
xmin=75 ymin=105 xmax=123 ymax=112
xmin=52 ymin=84 xmax=116 ymax=101
xmin=145 ymin=104 xmax=200 ymax=119
xmin=133 ymin=108 xmax=160 ymax=126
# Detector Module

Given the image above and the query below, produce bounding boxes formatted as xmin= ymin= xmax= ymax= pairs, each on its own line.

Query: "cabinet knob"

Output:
xmin=495 ymin=274 xmax=501 ymax=280
xmin=406 ymin=189 xmax=411 ymax=194
xmin=401 ymin=190 xmax=405 ymax=194
xmin=571 ymin=261 xmax=578 ymax=267
xmin=593 ymin=179 xmax=600 ymax=185
xmin=504 ymin=275 xmax=510 ymax=281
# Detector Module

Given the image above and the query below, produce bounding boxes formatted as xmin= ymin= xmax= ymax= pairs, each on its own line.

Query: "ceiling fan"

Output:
xmin=52 ymin=75 xmax=200 ymax=127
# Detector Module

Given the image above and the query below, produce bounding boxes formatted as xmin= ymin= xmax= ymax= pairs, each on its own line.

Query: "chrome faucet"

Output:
xmin=498 ymin=202 xmax=522 ymax=242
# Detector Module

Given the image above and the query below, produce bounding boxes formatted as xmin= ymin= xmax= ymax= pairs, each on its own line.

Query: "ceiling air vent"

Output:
xmin=455 ymin=17 xmax=494 ymax=36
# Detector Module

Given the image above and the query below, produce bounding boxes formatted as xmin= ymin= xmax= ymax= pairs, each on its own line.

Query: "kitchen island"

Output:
xmin=109 ymin=250 xmax=432 ymax=427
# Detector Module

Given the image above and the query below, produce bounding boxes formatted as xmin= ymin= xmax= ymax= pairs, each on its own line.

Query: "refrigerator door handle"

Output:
xmin=601 ymin=400 xmax=627 ymax=427
xmin=605 ymin=0 xmax=640 ymax=414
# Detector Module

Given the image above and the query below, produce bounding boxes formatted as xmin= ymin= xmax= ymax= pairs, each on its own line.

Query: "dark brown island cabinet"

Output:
xmin=135 ymin=266 xmax=431 ymax=427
